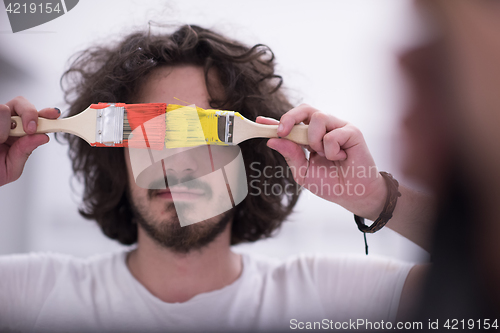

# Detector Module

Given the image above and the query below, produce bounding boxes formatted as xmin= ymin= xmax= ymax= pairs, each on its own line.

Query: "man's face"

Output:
xmin=124 ymin=65 xmax=235 ymax=253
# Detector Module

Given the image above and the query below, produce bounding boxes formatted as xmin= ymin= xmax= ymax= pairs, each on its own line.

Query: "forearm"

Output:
xmin=383 ymin=185 xmax=436 ymax=252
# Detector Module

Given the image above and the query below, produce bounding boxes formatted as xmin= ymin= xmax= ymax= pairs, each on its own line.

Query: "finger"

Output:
xmin=267 ymin=138 xmax=309 ymax=185
xmin=307 ymin=112 xmax=345 ymax=156
xmin=5 ymin=96 xmax=38 ymax=134
xmin=38 ymin=107 xmax=61 ymax=119
xmin=255 ymin=116 xmax=279 ymax=125
xmin=278 ymin=104 xmax=317 ymax=137
xmin=0 ymin=105 xmax=11 ymax=144
xmin=323 ymin=126 xmax=361 ymax=161
xmin=278 ymin=104 xmax=349 ymax=138
xmin=6 ymin=134 xmax=49 ymax=182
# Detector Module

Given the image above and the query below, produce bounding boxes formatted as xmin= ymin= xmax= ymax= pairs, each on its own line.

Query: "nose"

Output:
xmin=162 ymin=147 xmax=199 ymax=178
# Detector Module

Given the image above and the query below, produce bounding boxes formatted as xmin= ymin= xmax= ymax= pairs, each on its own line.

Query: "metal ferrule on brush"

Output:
xmin=216 ymin=110 xmax=234 ymax=144
xmin=95 ymin=104 xmax=124 ymax=146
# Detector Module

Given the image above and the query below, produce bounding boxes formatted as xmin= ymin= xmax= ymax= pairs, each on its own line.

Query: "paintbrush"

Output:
xmin=164 ymin=104 xmax=309 ymax=148
xmin=9 ymin=103 xmax=309 ymax=149
xmin=9 ymin=102 xmax=166 ymax=149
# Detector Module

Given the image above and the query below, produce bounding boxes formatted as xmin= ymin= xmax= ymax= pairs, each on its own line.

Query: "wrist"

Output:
xmin=355 ymin=172 xmax=402 ymax=232
xmin=353 ymin=172 xmax=402 ymax=255
xmin=358 ymin=175 xmax=388 ymax=221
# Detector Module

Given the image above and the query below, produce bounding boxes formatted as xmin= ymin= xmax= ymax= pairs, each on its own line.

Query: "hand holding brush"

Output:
xmin=0 ymin=97 xmax=59 ymax=187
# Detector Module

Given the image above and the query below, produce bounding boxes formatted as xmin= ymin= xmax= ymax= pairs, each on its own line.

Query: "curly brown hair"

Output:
xmin=61 ymin=24 xmax=301 ymax=245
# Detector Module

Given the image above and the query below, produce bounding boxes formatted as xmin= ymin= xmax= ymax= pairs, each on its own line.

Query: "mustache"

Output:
xmin=147 ymin=175 xmax=213 ymax=199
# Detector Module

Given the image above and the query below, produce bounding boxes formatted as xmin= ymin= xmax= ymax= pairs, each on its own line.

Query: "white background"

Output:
xmin=0 ymin=0 xmax=429 ymax=263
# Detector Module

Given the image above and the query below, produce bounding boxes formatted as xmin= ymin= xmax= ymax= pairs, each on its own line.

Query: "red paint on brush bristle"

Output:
xmin=91 ymin=143 xmax=119 ymax=147
xmin=124 ymin=103 xmax=166 ymax=150
xmin=88 ymin=103 xmax=166 ymax=149
xmin=90 ymin=102 xmax=115 ymax=109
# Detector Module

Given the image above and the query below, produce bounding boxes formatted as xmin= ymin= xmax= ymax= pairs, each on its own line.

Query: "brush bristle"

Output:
xmin=165 ymin=104 xmax=228 ymax=149
xmin=123 ymin=103 xmax=166 ymax=150
xmin=89 ymin=102 xmax=234 ymax=150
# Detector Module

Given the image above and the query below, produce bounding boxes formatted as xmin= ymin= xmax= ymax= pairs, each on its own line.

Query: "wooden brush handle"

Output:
xmin=266 ymin=124 xmax=309 ymax=145
xmin=241 ymin=122 xmax=309 ymax=145
xmin=233 ymin=115 xmax=309 ymax=145
xmin=10 ymin=116 xmax=64 ymax=136
xmin=9 ymin=108 xmax=97 ymax=144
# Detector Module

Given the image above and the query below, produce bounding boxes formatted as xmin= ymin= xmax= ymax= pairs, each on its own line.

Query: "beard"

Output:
xmin=128 ymin=179 xmax=234 ymax=254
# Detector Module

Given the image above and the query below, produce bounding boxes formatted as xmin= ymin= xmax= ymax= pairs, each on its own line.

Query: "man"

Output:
xmin=401 ymin=0 xmax=500 ymax=322
xmin=0 ymin=25 xmax=431 ymax=332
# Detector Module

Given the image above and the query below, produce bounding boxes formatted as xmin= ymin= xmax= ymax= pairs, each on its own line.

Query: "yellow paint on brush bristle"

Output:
xmin=165 ymin=104 xmax=242 ymax=149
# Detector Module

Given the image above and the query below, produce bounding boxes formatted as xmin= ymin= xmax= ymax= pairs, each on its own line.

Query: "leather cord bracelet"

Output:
xmin=354 ymin=172 xmax=401 ymax=255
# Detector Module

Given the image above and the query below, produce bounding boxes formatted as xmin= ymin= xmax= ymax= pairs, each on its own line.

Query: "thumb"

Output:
xmin=7 ymin=134 xmax=49 ymax=182
xmin=267 ymin=138 xmax=308 ymax=186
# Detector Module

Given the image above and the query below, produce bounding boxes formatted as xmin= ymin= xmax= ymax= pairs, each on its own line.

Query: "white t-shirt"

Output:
xmin=0 ymin=250 xmax=413 ymax=332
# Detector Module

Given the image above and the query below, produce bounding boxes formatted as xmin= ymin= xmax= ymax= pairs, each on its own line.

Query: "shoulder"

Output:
xmin=0 ymin=251 xmax=129 ymax=331
xmin=241 ymin=253 xmax=414 ymax=321
xmin=0 ymin=250 xmax=130 ymax=304
xmin=0 ymin=252 xmax=74 ymax=277
xmin=0 ymin=250 xmax=128 ymax=283
xmin=244 ymin=253 xmax=413 ymax=282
